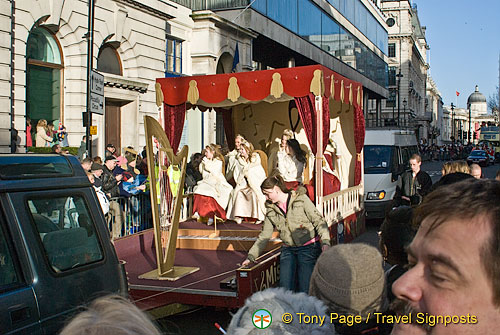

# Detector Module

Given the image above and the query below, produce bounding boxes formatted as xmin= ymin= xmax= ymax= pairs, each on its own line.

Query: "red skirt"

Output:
xmin=193 ymin=194 xmax=227 ymax=220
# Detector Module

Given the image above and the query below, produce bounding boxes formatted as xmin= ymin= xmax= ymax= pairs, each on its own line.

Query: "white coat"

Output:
xmin=36 ymin=126 xmax=53 ymax=147
xmin=193 ymin=157 xmax=232 ymax=209
xmin=276 ymin=151 xmax=304 ymax=183
xmin=227 ymin=153 xmax=267 ymax=221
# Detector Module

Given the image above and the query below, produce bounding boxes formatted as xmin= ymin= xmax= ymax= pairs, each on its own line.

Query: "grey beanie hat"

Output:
xmin=227 ymin=287 xmax=337 ymax=335
xmin=309 ymin=243 xmax=385 ymax=317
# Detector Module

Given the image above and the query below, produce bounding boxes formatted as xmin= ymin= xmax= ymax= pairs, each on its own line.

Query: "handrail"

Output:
xmin=320 ymin=184 xmax=363 ymax=226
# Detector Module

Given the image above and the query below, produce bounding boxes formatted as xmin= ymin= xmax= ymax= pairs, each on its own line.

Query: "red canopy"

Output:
xmin=155 ymin=65 xmax=363 ymax=109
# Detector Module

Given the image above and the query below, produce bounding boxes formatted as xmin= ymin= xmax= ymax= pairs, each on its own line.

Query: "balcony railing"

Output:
xmin=321 ymin=184 xmax=363 ymax=226
xmin=170 ymin=0 xmax=249 ymax=10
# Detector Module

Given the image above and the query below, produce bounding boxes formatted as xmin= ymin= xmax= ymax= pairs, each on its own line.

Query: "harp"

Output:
xmin=139 ymin=115 xmax=199 ymax=280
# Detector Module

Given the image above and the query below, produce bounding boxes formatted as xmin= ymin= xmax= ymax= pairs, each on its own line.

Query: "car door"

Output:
xmin=8 ymin=188 xmax=124 ymax=333
xmin=0 ymin=207 xmax=41 ymax=335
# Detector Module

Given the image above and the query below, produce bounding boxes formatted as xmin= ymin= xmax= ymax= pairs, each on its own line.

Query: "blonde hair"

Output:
xmin=204 ymin=143 xmax=224 ymax=162
xmin=451 ymin=160 xmax=470 ymax=174
xmin=282 ymin=129 xmax=293 ymax=140
xmin=239 ymin=140 xmax=255 ymax=161
xmin=441 ymin=161 xmax=452 ymax=176
xmin=60 ymin=295 xmax=161 ymax=335
xmin=37 ymin=119 xmax=48 ymax=130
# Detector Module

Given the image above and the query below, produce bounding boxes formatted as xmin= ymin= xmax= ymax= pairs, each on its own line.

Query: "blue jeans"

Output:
xmin=279 ymin=241 xmax=322 ymax=293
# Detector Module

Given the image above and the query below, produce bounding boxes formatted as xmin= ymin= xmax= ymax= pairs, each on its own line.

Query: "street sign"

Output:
xmin=90 ymin=70 xmax=104 ymax=95
xmin=90 ymin=92 xmax=104 ymax=115
xmin=90 ymin=125 xmax=97 ymax=135
xmin=90 ymin=70 xmax=104 ymax=115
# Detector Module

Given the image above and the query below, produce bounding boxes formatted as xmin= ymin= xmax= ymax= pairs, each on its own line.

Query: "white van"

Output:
xmin=363 ymin=129 xmax=418 ymax=219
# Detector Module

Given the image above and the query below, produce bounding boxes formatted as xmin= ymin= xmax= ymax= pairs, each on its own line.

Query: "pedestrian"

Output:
xmin=105 ymin=143 xmax=118 ymax=160
xmin=26 ymin=117 xmax=32 ymax=148
xmin=393 ymin=154 xmax=432 ymax=207
xmin=57 ymin=124 xmax=69 ymax=147
xmin=81 ymin=157 xmax=93 ymax=172
xmin=102 ymin=156 xmax=123 ymax=239
xmin=391 ymin=179 xmax=500 ymax=335
xmin=470 ymin=163 xmax=482 ymax=179
xmin=60 ymin=295 xmax=161 ymax=335
xmin=35 ymin=119 xmax=53 ymax=147
xmin=227 ymin=287 xmax=335 ymax=335
xmin=78 ymin=136 xmax=87 ymax=160
xmin=309 ymin=243 xmax=390 ymax=335
xmin=241 ymin=175 xmax=330 ymax=293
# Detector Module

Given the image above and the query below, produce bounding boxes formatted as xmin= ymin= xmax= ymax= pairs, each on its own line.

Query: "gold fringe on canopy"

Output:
xmin=228 ymin=77 xmax=240 ymax=102
xmin=357 ymin=86 xmax=361 ymax=107
xmin=360 ymin=88 xmax=363 ymax=109
xmin=270 ymin=72 xmax=284 ymax=98
xmin=187 ymin=80 xmax=199 ymax=105
xmin=155 ymin=82 xmax=164 ymax=107
xmin=310 ymin=69 xmax=324 ymax=96
xmin=349 ymin=83 xmax=353 ymax=105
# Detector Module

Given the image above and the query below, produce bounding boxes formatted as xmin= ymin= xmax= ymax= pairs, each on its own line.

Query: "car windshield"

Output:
xmin=471 ymin=150 xmax=486 ymax=156
xmin=364 ymin=145 xmax=393 ymax=174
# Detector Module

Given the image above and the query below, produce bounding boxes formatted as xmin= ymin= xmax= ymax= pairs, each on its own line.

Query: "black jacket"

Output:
xmin=101 ymin=166 xmax=120 ymax=198
xmin=394 ymin=170 xmax=432 ymax=207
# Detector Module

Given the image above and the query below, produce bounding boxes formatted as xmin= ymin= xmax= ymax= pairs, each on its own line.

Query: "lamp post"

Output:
xmin=403 ymin=98 xmax=407 ymax=126
xmin=451 ymin=102 xmax=455 ymax=142
xmin=468 ymin=102 xmax=472 ymax=144
xmin=396 ymin=70 xmax=403 ymax=126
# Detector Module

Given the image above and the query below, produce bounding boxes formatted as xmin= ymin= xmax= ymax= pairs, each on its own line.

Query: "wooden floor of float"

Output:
xmin=113 ymin=219 xmax=281 ymax=310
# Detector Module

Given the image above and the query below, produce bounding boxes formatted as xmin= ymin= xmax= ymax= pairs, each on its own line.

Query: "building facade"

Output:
xmin=1 ymin=0 xmax=389 ymax=155
xmin=378 ymin=0 xmax=429 ymax=138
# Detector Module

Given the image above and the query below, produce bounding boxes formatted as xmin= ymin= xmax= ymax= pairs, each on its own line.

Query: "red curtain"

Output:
xmin=294 ymin=93 xmax=330 ymax=154
xmin=353 ymin=105 xmax=366 ymax=185
xmin=163 ymin=103 xmax=186 ymax=153
xmin=215 ymin=107 xmax=235 ymax=151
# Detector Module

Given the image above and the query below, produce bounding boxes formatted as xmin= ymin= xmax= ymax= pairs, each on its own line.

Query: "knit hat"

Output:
xmin=227 ymin=287 xmax=336 ymax=335
xmin=91 ymin=162 xmax=103 ymax=171
xmin=309 ymin=243 xmax=385 ymax=318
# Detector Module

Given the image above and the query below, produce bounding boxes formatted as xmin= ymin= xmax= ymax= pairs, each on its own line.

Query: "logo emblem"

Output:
xmin=252 ymin=309 xmax=272 ymax=329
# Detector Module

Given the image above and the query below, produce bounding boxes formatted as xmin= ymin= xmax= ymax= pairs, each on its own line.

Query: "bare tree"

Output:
xmin=488 ymin=85 xmax=499 ymax=112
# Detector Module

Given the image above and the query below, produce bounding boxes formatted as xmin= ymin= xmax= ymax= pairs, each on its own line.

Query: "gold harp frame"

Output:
xmin=139 ymin=115 xmax=199 ymax=280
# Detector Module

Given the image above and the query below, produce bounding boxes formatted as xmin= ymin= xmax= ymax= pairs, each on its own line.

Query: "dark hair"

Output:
xmin=496 ymin=169 xmax=500 ymax=179
xmin=190 ymin=153 xmax=203 ymax=169
xmin=51 ymin=143 xmax=60 ymax=153
xmin=380 ymin=206 xmax=415 ymax=266
xmin=260 ymin=174 xmax=290 ymax=193
xmin=287 ymin=139 xmax=307 ymax=164
xmin=414 ymin=179 xmax=500 ymax=306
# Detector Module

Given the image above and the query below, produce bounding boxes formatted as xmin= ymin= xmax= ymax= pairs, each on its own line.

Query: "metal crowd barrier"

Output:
xmin=107 ymin=194 xmax=153 ymax=239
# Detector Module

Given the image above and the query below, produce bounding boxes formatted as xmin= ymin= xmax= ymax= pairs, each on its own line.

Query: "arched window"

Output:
xmin=97 ymin=45 xmax=122 ymax=75
xmin=26 ymin=27 xmax=63 ymax=129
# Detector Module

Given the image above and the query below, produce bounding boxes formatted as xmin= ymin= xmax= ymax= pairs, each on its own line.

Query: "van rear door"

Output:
xmin=0 ymin=208 xmax=41 ymax=334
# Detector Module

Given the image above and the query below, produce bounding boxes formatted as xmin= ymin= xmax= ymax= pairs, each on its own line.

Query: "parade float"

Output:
xmin=114 ymin=64 xmax=366 ymax=313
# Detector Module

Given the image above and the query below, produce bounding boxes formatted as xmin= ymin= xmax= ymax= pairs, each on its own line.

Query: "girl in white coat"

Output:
xmin=192 ymin=144 xmax=233 ymax=225
xmin=277 ymin=138 xmax=307 ymax=190
xmin=35 ymin=119 xmax=53 ymax=147
xmin=226 ymin=140 xmax=267 ymax=223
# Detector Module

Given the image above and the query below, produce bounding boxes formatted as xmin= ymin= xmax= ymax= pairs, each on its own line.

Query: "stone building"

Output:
xmin=379 ymin=0 xmax=430 ymax=138
xmin=1 ymin=0 xmax=389 ymax=155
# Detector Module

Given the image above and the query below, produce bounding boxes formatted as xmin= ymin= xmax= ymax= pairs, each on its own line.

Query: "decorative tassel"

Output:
xmin=270 ymin=72 xmax=284 ymax=98
xmin=228 ymin=77 xmax=240 ymax=102
xmin=187 ymin=80 xmax=199 ymax=105
xmin=310 ymin=69 xmax=324 ymax=96
xmin=155 ymin=82 xmax=163 ymax=107
xmin=349 ymin=83 xmax=353 ymax=105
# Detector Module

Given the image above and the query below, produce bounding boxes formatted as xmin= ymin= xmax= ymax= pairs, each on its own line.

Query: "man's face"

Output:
xmin=105 ymin=160 xmax=117 ymax=170
xmin=410 ymin=159 xmax=421 ymax=173
xmin=471 ymin=168 xmax=481 ymax=179
xmin=92 ymin=169 xmax=103 ymax=177
xmin=391 ymin=217 xmax=500 ymax=335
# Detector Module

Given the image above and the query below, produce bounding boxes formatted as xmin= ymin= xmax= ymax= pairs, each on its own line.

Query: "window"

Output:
xmin=388 ymin=43 xmax=396 ymax=58
xmin=388 ymin=67 xmax=396 ymax=86
xmin=28 ymin=195 xmax=103 ymax=272
xmin=166 ymin=37 xmax=182 ymax=76
xmin=26 ymin=27 xmax=63 ymax=129
xmin=97 ymin=45 xmax=122 ymax=75
xmin=0 ymin=223 xmax=22 ymax=291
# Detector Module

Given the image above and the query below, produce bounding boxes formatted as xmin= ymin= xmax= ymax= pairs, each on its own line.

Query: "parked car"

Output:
xmin=467 ymin=150 xmax=489 ymax=167
xmin=0 ymin=154 xmax=128 ymax=334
